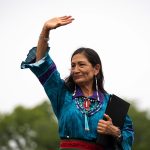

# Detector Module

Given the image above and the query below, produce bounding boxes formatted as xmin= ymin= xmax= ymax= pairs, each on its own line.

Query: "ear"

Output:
xmin=94 ymin=64 xmax=100 ymax=76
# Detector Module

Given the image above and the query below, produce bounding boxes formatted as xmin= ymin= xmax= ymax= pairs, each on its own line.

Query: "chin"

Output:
xmin=74 ymin=80 xmax=85 ymax=86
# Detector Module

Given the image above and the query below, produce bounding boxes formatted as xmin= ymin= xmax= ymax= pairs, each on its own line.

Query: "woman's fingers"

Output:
xmin=61 ymin=16 xmax=74 ymax=23
xmin=44 ymin=16 xmax=74 ymax=30
xmin=60 ymin=15 xmax=72 ymax=19
xmin=104 ymin=114 xmax=112 ymax=122
xmin=97 ymin=117 xmax=113 ymax=134
xmin=56 ymin=16 xmax=74 ymax=26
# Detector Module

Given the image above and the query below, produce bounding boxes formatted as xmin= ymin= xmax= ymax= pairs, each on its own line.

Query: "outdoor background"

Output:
xmin=0 ymin=0 xmax=150 ymax=149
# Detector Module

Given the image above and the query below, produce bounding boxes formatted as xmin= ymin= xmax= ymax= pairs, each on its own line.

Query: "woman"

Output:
xmin=21 ymin=16 xmax=134 ymax=150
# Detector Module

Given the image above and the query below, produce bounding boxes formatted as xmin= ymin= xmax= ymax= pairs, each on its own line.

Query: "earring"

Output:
xmin=73 ymin=84 xmax=76 ymax=96
xmin=95 ymin=76 xmax=100 ymax=101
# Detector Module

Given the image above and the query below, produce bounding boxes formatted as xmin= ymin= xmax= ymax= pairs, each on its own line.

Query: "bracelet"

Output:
xmin=39 ymin=34 xmax=49 ymax=42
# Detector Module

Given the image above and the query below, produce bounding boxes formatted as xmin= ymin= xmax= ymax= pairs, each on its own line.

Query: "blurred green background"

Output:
xmin=0 ymin=99 xmax=149 ymax=150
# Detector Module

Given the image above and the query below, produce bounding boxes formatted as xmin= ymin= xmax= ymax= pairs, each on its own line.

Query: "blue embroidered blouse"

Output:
xmin=21 ymin=47 xmax=134 ymax=149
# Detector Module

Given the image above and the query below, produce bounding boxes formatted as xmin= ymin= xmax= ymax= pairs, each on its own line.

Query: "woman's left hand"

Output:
xmin=97 ymin=114 xmax=121 ymax=138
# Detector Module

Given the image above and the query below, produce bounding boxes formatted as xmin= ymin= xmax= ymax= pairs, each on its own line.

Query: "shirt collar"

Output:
xmin=73 ymin=86 xmax=104 ymax=101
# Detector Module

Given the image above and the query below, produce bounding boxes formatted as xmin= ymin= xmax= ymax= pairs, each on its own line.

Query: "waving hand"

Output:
xmin=44 ymin=16 xmax=74 ymax=31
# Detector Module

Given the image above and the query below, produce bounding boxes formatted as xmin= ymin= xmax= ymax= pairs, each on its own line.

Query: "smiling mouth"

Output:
xmin=73 ymin=75 xmax=83 ymax=80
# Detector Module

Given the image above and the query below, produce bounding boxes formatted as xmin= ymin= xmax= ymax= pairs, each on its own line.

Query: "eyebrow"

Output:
xmin=71 ymin=60 xmax=87 ymax=64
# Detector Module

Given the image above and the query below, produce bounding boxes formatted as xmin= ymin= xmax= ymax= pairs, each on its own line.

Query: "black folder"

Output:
xmin=96 ymin=94 xmax=130 ymax=147
xmin=104 ymin=94 xmax=130 ymax=128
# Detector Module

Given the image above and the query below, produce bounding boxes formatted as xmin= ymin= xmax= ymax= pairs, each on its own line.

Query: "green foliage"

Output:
xmin=0 ymin=100 xmax=150 ymax=150
xmin=128 ymin=103 xmax=150 ymax=150
xmin=0 ymin=101 xmax=59 ymax=150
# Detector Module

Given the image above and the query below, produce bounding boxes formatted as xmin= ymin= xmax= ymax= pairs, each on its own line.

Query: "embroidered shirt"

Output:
xmin=21 ymin=47 xmax=134 ymax=149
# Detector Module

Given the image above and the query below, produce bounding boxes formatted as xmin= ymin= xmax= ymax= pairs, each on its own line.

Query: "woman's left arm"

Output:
xmin=120 ymin=115 xmax=134 ymax=149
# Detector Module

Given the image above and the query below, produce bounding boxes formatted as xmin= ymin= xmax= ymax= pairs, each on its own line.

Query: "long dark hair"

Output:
xmin=65 ymin=47 xmax=106 ymax=93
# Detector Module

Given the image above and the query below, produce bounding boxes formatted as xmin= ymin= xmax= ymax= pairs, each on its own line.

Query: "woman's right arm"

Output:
xmin=36 ymin=16 xmax=74 ymax=61
xmin=21 ymin=16 xmax=74 ymax=118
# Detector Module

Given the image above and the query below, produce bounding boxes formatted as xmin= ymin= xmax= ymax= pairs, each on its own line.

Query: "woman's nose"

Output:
xmin=72 ymin=65 xmax=80 ymax=73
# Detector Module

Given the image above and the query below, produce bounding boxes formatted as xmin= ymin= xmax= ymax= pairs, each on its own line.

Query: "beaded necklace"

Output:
xmin=74 ymin=95 xmax=103 ymax=131
xmin=74 ymin=97 xmax=102 ymax=116
xmin=72 ymin=84 xmax=104 ymax=131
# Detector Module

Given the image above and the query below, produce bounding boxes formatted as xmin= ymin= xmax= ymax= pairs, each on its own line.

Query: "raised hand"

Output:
xmin=36 ymin=15 xmax=74 ymax=61
xmin=43 ymin=16 xmax=74 ymax=31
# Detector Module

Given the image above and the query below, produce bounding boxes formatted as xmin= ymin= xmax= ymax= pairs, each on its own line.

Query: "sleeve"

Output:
xmin=121 ymin=115 xmax=134 ymax=150
xmin=21 ymin=47 xmax=66 ymax=118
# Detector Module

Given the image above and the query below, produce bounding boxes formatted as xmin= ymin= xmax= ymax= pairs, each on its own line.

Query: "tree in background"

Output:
xmin=0 ymin=99 xmax=150 ymax=150
xmin=128 ymin=103 xmax=150 ymax=150
xmin=0 ymin=101 xmax=59 ymax=150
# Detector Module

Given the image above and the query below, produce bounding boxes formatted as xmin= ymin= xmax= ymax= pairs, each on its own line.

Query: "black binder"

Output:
xmin=104 ymin=94 xmax=130 ymax=128
xmin=96 ymin=94 xmax=130 ymax=148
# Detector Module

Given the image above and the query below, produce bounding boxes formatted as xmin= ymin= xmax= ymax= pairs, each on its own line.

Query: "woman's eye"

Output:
xmin=80 ymin=64 xmax=85 ymax=66
xmin=71 ymin=64 xmax=75 ymax=68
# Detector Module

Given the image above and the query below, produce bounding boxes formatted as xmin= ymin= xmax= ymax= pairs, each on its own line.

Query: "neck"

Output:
xmin=80 ymin=84 xmax=93 ymax=97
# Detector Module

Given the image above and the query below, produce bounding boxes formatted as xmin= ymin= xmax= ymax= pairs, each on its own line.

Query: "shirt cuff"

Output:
xmin=21 ymin=47 xmax=50 ymax=69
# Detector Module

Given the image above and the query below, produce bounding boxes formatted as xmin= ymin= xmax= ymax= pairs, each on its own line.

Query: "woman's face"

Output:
xmin=71 ymin=53 xmax=99 ymax=86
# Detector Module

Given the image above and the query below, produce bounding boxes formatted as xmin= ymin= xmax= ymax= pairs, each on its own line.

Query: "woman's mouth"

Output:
xmin=73 ymin=75 xmax=83 ymax=80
